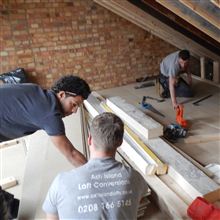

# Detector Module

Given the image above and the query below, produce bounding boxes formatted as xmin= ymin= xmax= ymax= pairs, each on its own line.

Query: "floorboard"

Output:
xmin=98 ymin=79 xmax=220 ymax=166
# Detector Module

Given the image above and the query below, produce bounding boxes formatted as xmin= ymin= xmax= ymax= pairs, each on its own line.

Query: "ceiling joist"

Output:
xmin=156 ymin=0 xmax=220 ymax=43
xmin=179 ymin=0 xmax=220 ymax=29
xmin=210 ymin=0 xmax=220 ymax=9
xmin=94 ymin=0 xmax=220 ymax=61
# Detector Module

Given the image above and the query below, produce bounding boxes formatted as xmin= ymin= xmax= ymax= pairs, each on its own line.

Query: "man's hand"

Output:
xmin=50 ymin=135 xmax=87 ymax=167
xmin=173 ymin=103 xmax=181 ymax=110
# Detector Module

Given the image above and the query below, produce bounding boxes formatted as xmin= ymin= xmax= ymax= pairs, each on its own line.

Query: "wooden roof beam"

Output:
xmin=210 ymin=0 xmax=220 ymax=8
xmin=179 ymin=0 xmax=220 ymax=29
xmin=156 ymin=0 xmax=219 ymax=43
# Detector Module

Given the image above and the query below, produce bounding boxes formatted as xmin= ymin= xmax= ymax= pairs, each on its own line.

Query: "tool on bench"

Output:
xmin=134 ymin=82 xmax=155 ymax=89
xmin=193 ymin=94 xmax=212 ymax=106
xmin=140 ymin=96 xmax=165 ymax=117
xmin=144 ymin=96 xmax=165 ymax=102
xmin=136 ymin=75 xmax=157 ymax=82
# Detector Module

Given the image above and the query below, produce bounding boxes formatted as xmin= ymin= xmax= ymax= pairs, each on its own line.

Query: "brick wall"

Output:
xmin=0 ymin=0 xmax=177 ymax=90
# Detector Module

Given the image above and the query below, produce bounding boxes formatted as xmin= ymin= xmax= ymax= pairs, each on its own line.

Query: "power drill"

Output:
xmin=164 ymin=123 xmax=187 ymax=142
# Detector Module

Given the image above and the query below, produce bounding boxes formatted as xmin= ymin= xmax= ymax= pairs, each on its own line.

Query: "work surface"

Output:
xmin=98 ymin=78 xmax=220 ymax=166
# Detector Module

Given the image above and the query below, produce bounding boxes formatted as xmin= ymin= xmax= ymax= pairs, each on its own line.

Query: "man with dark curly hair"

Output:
xmin=0 ymin=75 xmax=91 ymax=167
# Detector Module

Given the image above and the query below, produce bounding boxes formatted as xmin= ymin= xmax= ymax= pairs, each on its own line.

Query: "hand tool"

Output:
xmin=136 ymin=75 xmax=158 ymax=82
xmin=144 ymin=96 xmax=165 ymax=102
xmin=164 ymin=123 xmax=187 ymax=143
xmin=134 ymin=82 xmax=155 ymax=89
xmin=140 ymin=96 xmax=165 ymax=117
xmin=193 ymin=94 xmax=212 ymax=106
xmin=176 ymin=105 xmax=187 ymax=128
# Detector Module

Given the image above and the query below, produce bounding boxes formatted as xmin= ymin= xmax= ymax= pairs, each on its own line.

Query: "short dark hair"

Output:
xmin=179 ymin=50 xmax=190 ymax=60
xmin=51 ymin=75 xmax=91 ymax=99
xmin=90 ymin=112 xmax=124 ymax=153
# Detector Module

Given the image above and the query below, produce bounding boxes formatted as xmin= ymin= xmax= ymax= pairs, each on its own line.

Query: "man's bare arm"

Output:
xmin=169 ymin=76 xmax=180 ymax=109
xmin=46 ymin=213 xmax=59 ymax=220
xmin=50 ymin=135 xmax=87 ymax=167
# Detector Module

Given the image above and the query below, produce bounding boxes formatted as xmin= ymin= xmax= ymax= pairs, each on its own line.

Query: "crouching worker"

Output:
xmin=159 ymin=50 xmax=193 ymax=109
xmin=43 ymin=112 xmax=149 ymax=220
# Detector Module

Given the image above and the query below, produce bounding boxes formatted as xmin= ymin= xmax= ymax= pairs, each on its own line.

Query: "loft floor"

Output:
xmin=98 ymin=78 xmax=220 ymax=166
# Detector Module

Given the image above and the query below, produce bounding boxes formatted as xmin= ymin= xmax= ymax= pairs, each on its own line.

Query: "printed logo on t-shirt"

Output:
xmin=76 ymin=171 xmax=133 ymax=214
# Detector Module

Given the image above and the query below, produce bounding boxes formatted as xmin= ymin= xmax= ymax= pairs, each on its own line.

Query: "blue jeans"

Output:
xmin=159 ymin=74 xmax=193 ymax=97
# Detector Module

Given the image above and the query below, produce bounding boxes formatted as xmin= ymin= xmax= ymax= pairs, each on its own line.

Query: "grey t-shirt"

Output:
xmin=160 ymin=51 xmax=180 ymax=77
xmin=43 ymin=157 xmax=149 ymax=220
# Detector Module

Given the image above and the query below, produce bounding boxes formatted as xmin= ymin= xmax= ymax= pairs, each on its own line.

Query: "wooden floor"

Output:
xmin=1 ymin=77 xmax=219 ymax=219
xmin=98 ymin=78 xmax=220 ymax=218
xmin=98 ymin=78 xmax=220 ymax=166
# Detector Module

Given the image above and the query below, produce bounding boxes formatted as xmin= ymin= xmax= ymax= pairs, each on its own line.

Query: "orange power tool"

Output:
xmin=176 ymin=105 xmax=187 ymax=128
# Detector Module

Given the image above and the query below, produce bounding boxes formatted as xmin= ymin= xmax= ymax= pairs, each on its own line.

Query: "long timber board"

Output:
xmin=105 ymin=95 xmax=219 ymax=199
xmin=106 ymin=97 xmax=163 ymax=139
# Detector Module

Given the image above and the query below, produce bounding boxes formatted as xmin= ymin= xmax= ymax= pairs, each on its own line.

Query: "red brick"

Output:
xmin=0 ymin=0 xmax=180 ymax=88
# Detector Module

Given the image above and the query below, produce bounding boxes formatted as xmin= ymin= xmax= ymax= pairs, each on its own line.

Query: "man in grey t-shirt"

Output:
xmin=159 ymin=50 xmax=193 ymax=109
xmin=43 ymin=112 xmax=149 ymax=220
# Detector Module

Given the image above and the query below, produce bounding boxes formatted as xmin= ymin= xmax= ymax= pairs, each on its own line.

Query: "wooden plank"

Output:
xmin=84 ymin=93 xmax=189 ymax=218
xmin=117 ymin=148 xmax=189 ymax=219
xmin=106 ymin=96 xmax=163 ymax=139
xmin=102 ymin=102 xmax=167 ymax=175
xmin=120 ymin=140 xmax=157 ymax=175
xmin=210 ymin=0 xmax=220 ymax=8
xmin=84 ymin=93 xmax=219 ymax=201
xmin=0 ymin=176 xmax=17 ymax=190
xmin=192 ymin=74 xmax=220 ymax=88
xmin=84 ymin=94 xmax=165 ymax=175
xmin=94 ymin=0 xmax=220 ymax=60
xmin=80 ymin=106 xmax=89 ymax=159
xmin=84 ymin=93 xmax=105 ymax=118
xmin=156 ymin=0 xmax=220 ymax=43
xmin=166 ymin=139 xmax=214 ymax=178
xmin=146 ymin=138 xmax=220 ymax=199
xmin=124 ymin=125 xmax=167 ymax=175
xmin=180 ymin=133 xmax=220 ymax=144
xmin=213 ymin=61 xmax=220 ymax=83
xmin=200 ymin=57 xmax=205 ymax=79
xmin=104 ymin=94 xmax=220 ymax=198
xmin=179 ymin=0 xmax=220 ymax=29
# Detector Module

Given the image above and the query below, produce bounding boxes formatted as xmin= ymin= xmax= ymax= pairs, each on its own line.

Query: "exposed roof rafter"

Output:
xmin=155 ymin=0 xmax=220 ymax=43
xmin=179 ymin=0 xmax=220 ymax=29
xmin=210 ymin=0 xmax=220 ymax=9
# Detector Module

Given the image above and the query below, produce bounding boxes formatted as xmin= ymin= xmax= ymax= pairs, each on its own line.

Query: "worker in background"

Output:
xmin=43 ymin=112 xmax=149 ymax=220
xmin=0 ymin=75 xmax=91 ymax=167
xmin=159 ymin=50 xmax=193 ymax=109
